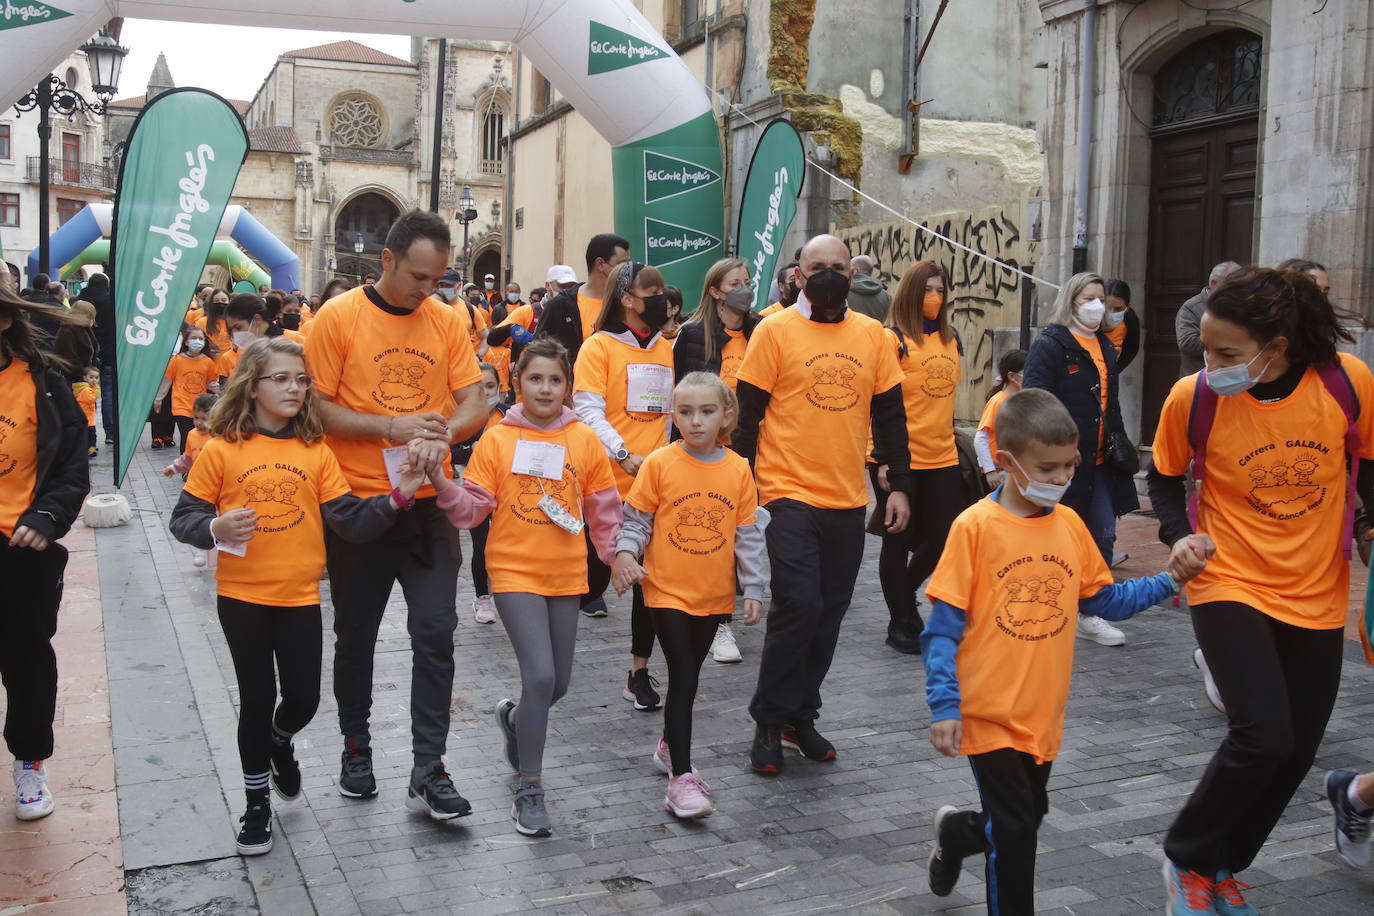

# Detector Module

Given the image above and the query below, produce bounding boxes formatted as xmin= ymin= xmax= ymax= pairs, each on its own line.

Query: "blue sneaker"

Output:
xmin=1212 ymin=871 xmax=1257 ymax=915
xmin=1326 ymin=769 xmax=1372 ymax=868
xmin=1163 ymin=860 xmax=1218 ymax=914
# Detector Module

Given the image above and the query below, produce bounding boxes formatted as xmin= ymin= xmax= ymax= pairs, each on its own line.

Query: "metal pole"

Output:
xmin=37 ymin=79 xmax=51 ymax=278
xmin=1072 ymin=2 xmax=1098 ymax=275
xmin=462 ymin=219 xmax=470 ymax=283
xmin=428 ymin=38 xmax=447 ymax=213
xmin=1020 ymin=277 xmax=1035 ymax=350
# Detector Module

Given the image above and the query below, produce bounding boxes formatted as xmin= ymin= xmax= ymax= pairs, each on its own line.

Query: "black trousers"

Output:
xmin=630 ymin=584 xmax=655 ymax=660
xmin=217 ymin=597 xmax=322 ymax=775
xmin=583 ymin=527 xmax=611 ymax=606
xmin=150 ymin=397 xmax=174 ymax=442
xmin=328 ymin=498 xmax=461 ymax=766
xmin=749 ymin=499 xmax=865 ymax=726
xmin=98 ymin=360 xmax=115 ymax=437
xmin=940 ymin=748 xmax=1051 ymax=916
xmin=174 ymin=415 xmax=195 ymax=455
xmin=469 ymin=518 xmax=490 ymax=597
xmin=652 ymin=607 xmax=728 ymax=775
xmin=1164 ymin=600 xmax=1344 ymax=873
xmin=0 ymin=541 xmax=66 ymax=761
xmin=870 ymin=464 xmax=964 ymax=635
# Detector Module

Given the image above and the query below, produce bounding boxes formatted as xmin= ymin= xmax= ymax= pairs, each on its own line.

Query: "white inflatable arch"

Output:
xmin=0 ymin=0 xmax=725 ymax=294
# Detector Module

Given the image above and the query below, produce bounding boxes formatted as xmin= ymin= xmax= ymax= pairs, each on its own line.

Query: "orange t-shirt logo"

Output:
xmin=373 ymin=350 xmax=439 ymax=412
xmin=238 ymin=465 xmax=310 ymax=533
xmin=666 ymin=497 xmax=731 ymax=556
xmin=920 ymin=353 xmax=958 ymax=398
xmin=1242 ymin=447 xmax=1328 ymax=518
xmin=1000 ymin=570 xmax=1071 ymax=634
xmin=0 ymin=425 xmax=14 ymax=476
xmin=509 ymin=470 xmax=575 ymax=527
xmin=805 ymin=355 xmax=863 ymax=411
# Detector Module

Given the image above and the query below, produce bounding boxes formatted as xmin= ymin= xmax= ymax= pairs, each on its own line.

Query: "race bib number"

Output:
xmin=511 ymin=440 xmax=567 ymax=481
xmin=626 ymin=364 xmax=672 ymax=414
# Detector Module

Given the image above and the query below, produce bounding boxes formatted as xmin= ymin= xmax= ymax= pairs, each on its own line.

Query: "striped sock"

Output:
xmin=244 ymin=771 xmax=270 ymax=808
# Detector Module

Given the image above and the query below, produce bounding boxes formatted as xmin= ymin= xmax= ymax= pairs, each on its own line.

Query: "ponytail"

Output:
xmin=1205 ymin=266 xmax=1358 ymax=368
xmin=987 ymin=348 xmax=1027 ymax=401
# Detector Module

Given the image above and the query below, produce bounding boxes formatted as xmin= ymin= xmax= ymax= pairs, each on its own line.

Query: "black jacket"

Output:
xmin=13 ymin=356 xmax=90 ymax=541
xmin=21 ymin=291 xmax=64 ymax=349
xmin=534 ymin=283 xmax=591 ymax=367
xmin=80 ymin=283 xmax=115 ymax=358
xmin=1113 ymin=307 xmax=1141 ymax=373
xmin=1023 ymin=324 xmax=1139 ymax=516
xmin=672 ymin=314 xmax=759 ymax=383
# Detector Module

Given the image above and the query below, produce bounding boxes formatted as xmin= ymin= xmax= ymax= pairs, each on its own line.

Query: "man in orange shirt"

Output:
xmin=732 ymin=234 xmax=912 ymax=774
xmin=307 ymin=210 xmax=487 ymax=820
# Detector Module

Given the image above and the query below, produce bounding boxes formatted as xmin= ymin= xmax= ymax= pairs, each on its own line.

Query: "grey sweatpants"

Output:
xmin=494 ymin=593 xmax=581 ymax=780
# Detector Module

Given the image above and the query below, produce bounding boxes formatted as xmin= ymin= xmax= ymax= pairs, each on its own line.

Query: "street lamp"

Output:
xmin=456 ymin=185 xmax=477 ymax=283
xmin=353 ymin=232 xmax=366 ymax=283
xmin=15 ymin=27 xmax=128 ymax=278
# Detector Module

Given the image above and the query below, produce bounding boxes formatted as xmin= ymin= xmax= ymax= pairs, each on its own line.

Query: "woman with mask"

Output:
xmin=1146 ymin=266 xmax=1374 ymax=913
xmin=1023 ymin=272 xmax=1139 ymax=647
xmin=573 ymin=261 xmax=679 ymax=710
xmin=1103 ymin=279 xmax=1140 ymax=372
xmin=869 ymin=261 xmax=964 ymax=654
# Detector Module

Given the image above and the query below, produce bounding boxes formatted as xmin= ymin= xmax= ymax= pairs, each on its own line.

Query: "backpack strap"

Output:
xmin=1316 ymin=361 xmax=1361 ymax=560
xmin=1185 ymin=372 xmax=1219 ymax=529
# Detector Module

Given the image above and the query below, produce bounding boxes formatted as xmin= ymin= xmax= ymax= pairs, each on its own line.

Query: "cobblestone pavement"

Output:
xmin=67 ymin=444 xmax=1374 ymax=912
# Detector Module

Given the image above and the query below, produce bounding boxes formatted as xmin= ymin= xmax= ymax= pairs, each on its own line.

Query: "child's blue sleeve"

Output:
xmin=920 ymin=599 xmax=967 ymax=723
xmin=1079 ymin=572 xmax=1178 ymax=621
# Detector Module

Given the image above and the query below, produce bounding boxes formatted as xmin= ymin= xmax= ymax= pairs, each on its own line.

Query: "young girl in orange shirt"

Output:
xmin=164 ymin=392 xmax=219 ymax=567
xmin=169 ymin=338 xmax=422 ymax=857
xmin=975 ymin=349 xmax=1026 ymax=490
xmin=428 ymin=338 xmax=621 ymax=838
xmin=155 ymin=326 xmax=219 ymax=454
xmin=611 ymin=372 xmax=768 ymax=819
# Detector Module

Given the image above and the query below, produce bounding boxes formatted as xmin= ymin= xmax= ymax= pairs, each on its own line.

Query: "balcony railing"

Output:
xmin=25 ymin=157 xmax=114 ymax=192
xmin=318 ymin=145 xmax=414 ymax=166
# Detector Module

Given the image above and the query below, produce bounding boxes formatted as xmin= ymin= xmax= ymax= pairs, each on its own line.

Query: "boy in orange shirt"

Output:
xmin=922 ymin=389 xmax=1209 ymax=913
xmin=73 ymin=366 xmax=99 ymax=457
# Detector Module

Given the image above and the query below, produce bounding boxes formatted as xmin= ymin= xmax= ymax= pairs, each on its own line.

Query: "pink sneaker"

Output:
xmin=473 ymin=595 xmax=496 ymax=624
xmin=664 ymin=772 xmax=713 ymax=819
xmin=652 ymin=737 xmax=672 ymax=775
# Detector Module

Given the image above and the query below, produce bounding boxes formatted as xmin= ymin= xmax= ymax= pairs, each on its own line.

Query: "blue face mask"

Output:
xmin=1204 ymin=347 xmax=1272 ymax=397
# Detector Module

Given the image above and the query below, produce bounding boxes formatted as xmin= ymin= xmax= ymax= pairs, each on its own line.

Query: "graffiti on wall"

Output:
xmin=836 ymin=204 xmax=1037 ymax=421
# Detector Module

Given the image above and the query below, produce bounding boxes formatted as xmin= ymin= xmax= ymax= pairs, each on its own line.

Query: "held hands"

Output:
xmin=930 ymin=719 xmax=962 ymax=758
xmin=407 ymin=437 xmax=449 ymax=480
xmin=611 ymin=551 xmax=646 ymax=595
xmin=8 ymin=525 xmax=50 ymax=551
xmin=618 ymin=453 xmax=644 ymax=477
xmin=211 ymin=507 xmax=258 ymax=544
xmin=390 ymin=411 xmax=448 ymax=445
xmin=394 ymin=462 xmax=426 ymax=503
xmin=162 ymin=463 xmax=177 ymax=478
xmin=742 ymin=598 xmax=764 ymax=626
xmin=1167 ymin=533 xmax=1216 ymax=584
xmin=885 ymin=490 xmax=911 ymax=534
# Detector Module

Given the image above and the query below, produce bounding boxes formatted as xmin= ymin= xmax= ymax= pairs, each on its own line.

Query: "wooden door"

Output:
xmin=1142 ymin=118 xmax=1257 ymax=441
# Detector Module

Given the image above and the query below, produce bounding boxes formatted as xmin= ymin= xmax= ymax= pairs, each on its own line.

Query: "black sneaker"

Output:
xmin=495 ymin=698 xmax=519 ymax=772
xmin=512 ymin=782 xmax=552 ymax=837
xmin=781 ymin=722 xmax=836 ymax=761
xmin=928 ymin=805 xmax=963 ymax=896
xmin=622 ymin=668 xmax=661 ymax=710
xmin=580 ymin=597 xmax=608 ymax=618
xmin=885 ymin=625 xmax=922 ymax=655
xmin=236 ymin=804 xmax=273 ymax=856
xmin=150 ymin=438 xmax=164 ymax=450
xmin=406 ymin=761 xmax=472 ymax=821
xmin=338 ymin=738 xmax=376 ymax=798
xmin=270 ymin=740 xmax=301 ymax=800
xmin=750 ymin=724 xmax=784 ymax=775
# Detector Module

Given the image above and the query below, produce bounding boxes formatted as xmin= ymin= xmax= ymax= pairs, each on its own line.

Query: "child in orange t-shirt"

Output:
xmin=974 ymin=349 xmax=1025 ymax=490
xmin=73 ymin=366 xmax=99 ymax=457
xmin=922 ymin=389 xmax=1204 ymax=912
xmin=164 ymin=392 xmax=218 ymax=567
xmin=428 ymin=338 xmax=621 ymax=838
xmin=449 ymin=363 xmax=506 ymax=625
xmin=155 ymin=326 xmax=220 ymax=455
xmin=169 ymin=337 xmax=422 ymax=858
xmin=611 ymin=372 xmax=767 ymax=820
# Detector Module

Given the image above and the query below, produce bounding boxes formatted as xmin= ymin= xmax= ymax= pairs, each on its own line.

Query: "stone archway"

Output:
xmin=334 ymin=191 xmax=401 ymax=280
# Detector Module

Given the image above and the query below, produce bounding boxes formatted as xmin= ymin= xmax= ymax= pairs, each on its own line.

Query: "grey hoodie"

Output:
xmin=847 ymin=274 xmax=891 ymax=322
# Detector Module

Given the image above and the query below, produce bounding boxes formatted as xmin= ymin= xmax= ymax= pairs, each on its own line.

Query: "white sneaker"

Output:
xmin=191 ymin=549 xmax=206 ymax=568
xmin=711 ymin=622 xmax=741 ymax=663
xmin=13 ymin=760 xmax=54 ymax=821
xmin=1076 ymin=614 xmax=1125 ymax=647
xmin=473 ymin=595 xmax=496 ymax=624
xmin=1193 ymin=647 xmax=1226 ymax=714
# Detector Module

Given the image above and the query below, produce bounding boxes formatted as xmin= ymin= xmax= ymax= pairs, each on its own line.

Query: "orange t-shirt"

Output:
xmin=217 ymin=347 xmax=241 ymax=379
xmin=164 ymin=353 xmax=218 ymax=417
xmin=736 ymin=307 xmax=904 ymax=509
xmin=483 ymin=344 xmax=512 ymax=393
xmin=978 ymin=390 xmax=1009 ymax=466
xmin=758 ymin=302 xmax=785 ymax=317
xmin=184 ymin=427 xmax=211 ymax=466
xmin=462 ymin=420 xmax=617 ymax=596
xmin=1073 ymin=329 xmax=1109 ymax=462
xmin=183 ymin=433 xmax=352 ymax=607
xmin=573 ymin=331 xmax=674 ymax=496
xmin=185 ymin=306 xmax=204 ymax=327
xmin=893 ymin=330 xmax=961 ymax=469
xmin=1152 ymin=353 xmax=1374 ymax=629
xmin=499 ymin=303 xmax=538 ymax=332
xmin=1105 ymin=320 xmax=1127 ymax=356
xmin=576 ymin=292 xmax=602 ymax=340
xmin=927 ymin=496 xmax=1113 ymax=763
xmin=306 ymin=286 xmax=484 ymax=498
xmin=281 ymin=328 xmax=306 ymax=345
xmin=74 ymin=383 xmax=97 ymax=426
xmin=454 ymin=300 xmax=490 ymax=348
xmin=625 ymin=443 xmax=759 ymax=615
xmin=195 ymin=316 xmax=233 ymax=355
xmin=0 ymin=359 xmax=39 ymax=538
xmin=718 ymin=328 xmax=748 ymax=391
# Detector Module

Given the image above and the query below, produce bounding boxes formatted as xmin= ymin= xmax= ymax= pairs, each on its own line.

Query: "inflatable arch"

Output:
xmin=2 ymin=1 xmax=725 ymax=296
xmin=30 ymin=203 xmax=297 ymax=290
xmin=56 ymin=239 xmax=272 ymax=291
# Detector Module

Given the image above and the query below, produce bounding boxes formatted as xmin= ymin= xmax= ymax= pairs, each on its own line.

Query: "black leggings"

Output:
xmin=0 ymin=541 xmax=66 ymax=761
xmin=150 ymin=398 xmax=175 ymax=443
xmin=870 ymin=464 xmax=965 ymax=632
xmin=1164 ymin=600 xmax=1344 ymax=874
xmin=631 ymin=584 xmax=655 ymax=660
xmin=217 ymin=597 xmax=322 ymax=775
xmin=174 ymin=415 xmax=195 ymax=455
xmin=583 ymin=528 xmax=611 ymax=605
xmin=469 ymin=518 xmax=490 ymax=596
xmin=652 ymin=607 xmax=729 ymax=776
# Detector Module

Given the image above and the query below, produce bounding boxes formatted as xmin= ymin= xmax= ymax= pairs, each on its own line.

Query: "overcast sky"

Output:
xmin=117 ymin=20 xmax=414 ymax=103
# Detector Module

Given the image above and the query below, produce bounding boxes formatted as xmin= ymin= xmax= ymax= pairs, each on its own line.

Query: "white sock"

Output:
xmin=1348 ymin=778 xmax=1373 ymax=815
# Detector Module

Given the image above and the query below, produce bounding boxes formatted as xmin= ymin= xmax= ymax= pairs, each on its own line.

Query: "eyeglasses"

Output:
xmin=256 ymin=372 xmax=314 ymax=389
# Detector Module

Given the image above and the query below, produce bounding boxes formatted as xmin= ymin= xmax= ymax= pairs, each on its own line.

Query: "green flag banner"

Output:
xmin=735 ymin=119 xmax=807 ymax=312
xmin=588 ymin=20 xmax=669 ymax=75
xmin=0 ymin=3 xmax=71 ymax=31
xmin=112 ymin=88 xmax=247 ymax=485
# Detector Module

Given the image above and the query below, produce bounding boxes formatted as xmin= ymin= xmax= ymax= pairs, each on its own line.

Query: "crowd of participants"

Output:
xmin=2 ymin=209 xmax=1374 ymax=915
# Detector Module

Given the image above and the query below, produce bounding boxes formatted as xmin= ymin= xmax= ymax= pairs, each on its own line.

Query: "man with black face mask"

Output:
xmin=733 ymin=234 xmax=912 ymax=775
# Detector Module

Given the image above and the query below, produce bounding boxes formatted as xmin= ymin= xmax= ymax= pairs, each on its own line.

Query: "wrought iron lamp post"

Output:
xmin=456 ymin=185 xmax=477 ymax=284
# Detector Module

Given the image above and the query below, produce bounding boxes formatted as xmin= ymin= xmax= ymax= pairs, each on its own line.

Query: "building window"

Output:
xmin=328 ymin=93 xmax=386 ymax=149
xmin=57 ymin=198 xmax=82 ymax=226
xmin=683 ymin=0 xmax=704 ymax=30
xmin=531 ymin=69 xmax=552 ymax=115
xmin=0 ymin=193 xmax=18 ymax=227
xmin=64 ymin=67 xmax=79 ymax=90
xmin=481 ymin=109 xmax=505 ymax=175
xmin=1153 ymin=29 xmax=1263 ymax=129
xmin=0 ymin=124 xmax=10 ymax=160
xmin=61 ymin=132 xmax=81 ymax=183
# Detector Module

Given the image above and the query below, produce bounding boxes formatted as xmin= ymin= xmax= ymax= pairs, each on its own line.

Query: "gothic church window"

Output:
xmin=329 ymin=93 xmax=386 ymax=148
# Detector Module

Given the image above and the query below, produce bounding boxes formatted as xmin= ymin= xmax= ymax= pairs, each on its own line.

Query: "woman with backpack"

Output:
xmin=1147 ymin=265 xmax=1374 ymax=913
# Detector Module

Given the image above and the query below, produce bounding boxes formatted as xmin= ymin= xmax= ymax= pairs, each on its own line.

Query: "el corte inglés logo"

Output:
xmin=0 ymin=2 xmax=71 ymax=29
xmin=644 ymin=218 xmax=721 ymax=268
xmin=643 ymin=150 xmax=721 ymax=204
xmin=588 ymin=21 xmax=668 ymax=75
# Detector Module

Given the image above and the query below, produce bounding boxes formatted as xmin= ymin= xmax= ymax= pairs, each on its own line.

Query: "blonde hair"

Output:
xmin=687 ymin=258 xmax=751 ymax=365
xmin=1044 ymin=272 xmax=1107 ymax=328
xmin=209 ymin=337 xmax=325 ymax=443
xmin=673 ymin=371 xmax=739 ymax=445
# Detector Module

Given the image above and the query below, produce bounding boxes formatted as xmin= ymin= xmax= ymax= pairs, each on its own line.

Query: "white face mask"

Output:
xmin=1008 ymin=454 xmax=1071 ymax=509
xmin=186 ymin=338 xmax=205 ymax=353
xmin=1103 ymin=309 xmax=1125 ymax=330
xmin=487 ymin=395 xmax=501 ymax=410
xmin=484 ymin=281 xmax=495 ymax=290
xmin=232 ymin=330 xmax=255 ymax=350
xmin=1074 ymin=298 xmax=1106 ymax=332
xmin=506 ymin=292 xmax=520 ymax=303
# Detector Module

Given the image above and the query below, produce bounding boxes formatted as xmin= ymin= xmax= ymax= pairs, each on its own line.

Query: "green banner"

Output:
xmin=612 ymin=111 xmax=725 ymax=309
xmin=588 ymin=20 xmax=668 ymax=75
xmin=735 ymin=119 xmax=807 ymax=312
xmin=0 ymin=3 xmax=71 ymax=31
xmin=112 ymin=88 xmax=247 ymax=485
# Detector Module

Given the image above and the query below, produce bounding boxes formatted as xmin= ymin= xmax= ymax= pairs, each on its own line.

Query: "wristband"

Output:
xmin=387 ymin=416 xmax=395 ymax=443
xmin=1164 ymin=572 xmax=1182 ymax=594
xmin=391 ymin=487 xmax=416 ymax=511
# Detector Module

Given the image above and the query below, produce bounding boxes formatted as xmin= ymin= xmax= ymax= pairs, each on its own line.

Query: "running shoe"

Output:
xmin=269 ymin=740 xmax=302 ymax=800
xmin=191 ymin=549 xmax=206 ymax=568
xmin=12 ymin=761 xmax=54 ymax=821
xmin=1212 ymin=870 xmax=1257 ymax=915
xmin=664 ymin=772 xmax=713 ymax=819
xmin=406 ymin=761 xmax=472 ymax=820
xmin=235 ymin=804 xmax=273 ymax=856
xmin=622 ymin=668 xmax=661 ymax=710
xmin=1110 ymin=550 xmax=1130 ymax=568
xmin=338 ymin=738 xmax=376 ymax=798
xmin=512 ymin=782 xmax=551 ymax=837
xmin=150 ymin=438 xmax=165 ymax=450
xmin=652 ymin=736 xmax=673 ymax=775
xmin=1163 ymin=860 xmax=1218 ymax=914
xmin=473 ymin=595 xmax=496 ymax=624
xmin=781 ymin=722 xmax=836 ymax=761
xmin=885 ymin=625 xmax=921 ymax=655
xmin=1326 ymin=769 xmax=1372 ymax=868
xmin=1194 ymin=647 xmax=1226 ymax=714
xmin=1076 ymin=614 xmax=1125 ymax=647
xmin=928 ymin=805 xmax=963 ymax=896
xmin=749 ymin=724 xmax=783 ymax=775
xmin=580 ymin=597 xmax=608 ymax=618
xmin=710 ymin=622 xmax=742 ymax=663
xmin=495 ymin=698 xmax=519 ymax=772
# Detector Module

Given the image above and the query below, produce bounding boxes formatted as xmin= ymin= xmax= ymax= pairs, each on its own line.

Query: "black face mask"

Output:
xmin=639 ymin=293 xmax=670 ymax=330
xmin=279 ymin=312 xmax=301 ymax=330
xmin=804 ymin=269 xmax=850 ymax=313
xmin=781 ymin=281 xmax=800 ymax=305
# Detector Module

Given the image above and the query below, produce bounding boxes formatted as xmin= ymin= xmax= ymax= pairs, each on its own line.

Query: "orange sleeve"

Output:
xmin=623 ymin=448 xmax=661 ymax=515
xmin=735 ymin=321 xmax=780 ymax=394
xmin=977 ymin=392 xmax=1001 ymax=432
xmin=315 ymin=444 xmax=353 ymax=503
xmin=1072 ymin=511 xmax=1115 ymax=597
xmin=572 ymin=336 xmax=611 ymax=397
xmin=443 ymin=311 xmax=484 ymax=393
xmin=304 ymin=305 xmax=347 ymax=399
xmin=580 ymin=426 xmax=618 ymax=494
xmin=925 ymin=507 xmax=979 ymax=610
xmin=872 ymin=324 xmax=906 ymax=393
xmin=184 ymin=439 xmax=225 ymax=506
xmin=463 ymin=430 xmax=502 ymax=495
xmin=1150 ymin=376 xmax=1198 ymax=477
xmin=736 ymin=461 xmax=759 ymax=526
xmin=1339 ymin=354 xmax=1374 ymax=460
xmin=164 ymin=357 xmax=178 ymax=381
